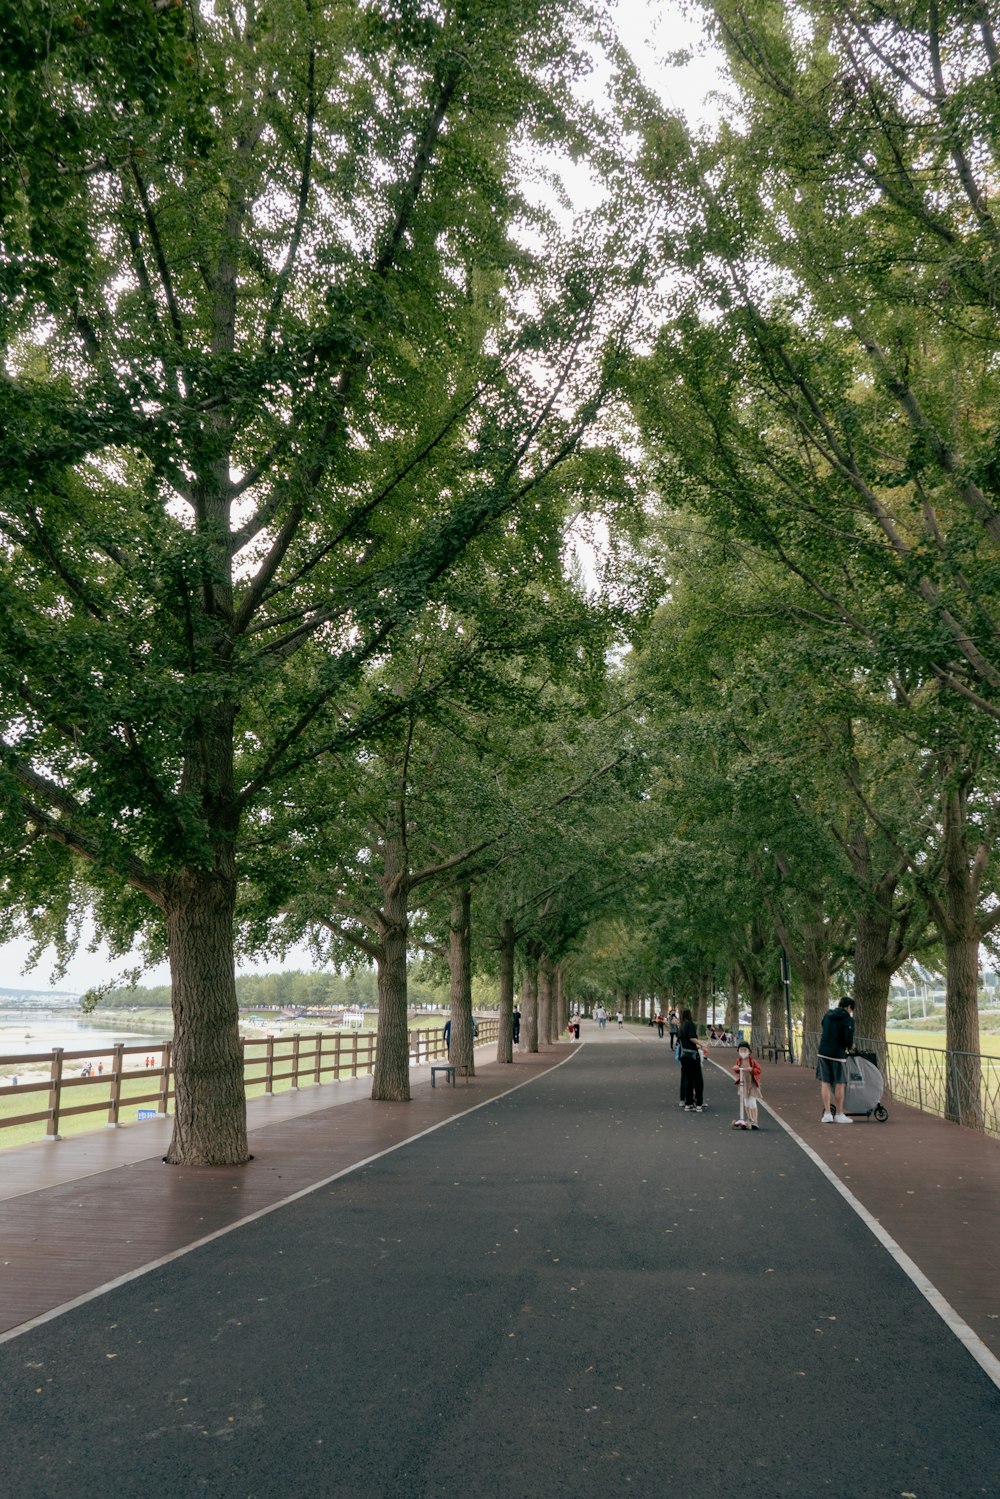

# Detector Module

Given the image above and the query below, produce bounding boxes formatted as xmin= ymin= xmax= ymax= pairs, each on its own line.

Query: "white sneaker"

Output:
xmin=834 ymin=1113 xmax=853 ymax=1124
xmin=821 ymin=1111 xmax=834 ymax=1123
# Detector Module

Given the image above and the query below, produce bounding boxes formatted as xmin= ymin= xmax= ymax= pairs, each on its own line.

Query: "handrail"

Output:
xmin=0 ymin=1018 xmax=500 ymax=1146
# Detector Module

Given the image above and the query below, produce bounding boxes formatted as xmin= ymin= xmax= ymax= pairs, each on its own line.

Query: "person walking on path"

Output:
xmin=668 ymin=1010 xmax=679 ymax=1049
xmin=512 ymin=1006 xmax=521 ymax=1046
xmin=817 ymin=997 xmax=855 ymax=1123
xmin=678 ymin=1008 xmax=707 ymax=1112
xmin=656 ymin=1012 xmax=665 ymax=1038
xmin=732 ymin=1041 xmax=763 ymax=1129
xmin=616 ymin=1010 xmax=624 ymax=1028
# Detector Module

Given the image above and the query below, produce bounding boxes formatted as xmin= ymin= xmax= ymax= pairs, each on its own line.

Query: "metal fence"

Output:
xmin=0 ymin=1018 xmax=499 ymax=1146
xmin=805 ymin=1031 xmax=1000 ymax=1138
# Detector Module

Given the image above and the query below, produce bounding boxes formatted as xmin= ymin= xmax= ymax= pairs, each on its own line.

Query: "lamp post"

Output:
xmin=780 ymin=946 xmax=795 ymax=1065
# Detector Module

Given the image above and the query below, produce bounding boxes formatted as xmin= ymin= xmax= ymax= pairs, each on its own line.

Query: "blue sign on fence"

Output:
xmin=136 ymin=1108 xmax=157 ymax=1121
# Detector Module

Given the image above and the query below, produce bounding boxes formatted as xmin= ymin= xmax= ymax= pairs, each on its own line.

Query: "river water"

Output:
xmin=0 ymin=1009 xmax=173 ymax=1059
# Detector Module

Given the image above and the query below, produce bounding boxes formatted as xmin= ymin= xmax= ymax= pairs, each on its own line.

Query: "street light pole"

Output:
xmin=780 ymin=946 xmax=795 ymax=1065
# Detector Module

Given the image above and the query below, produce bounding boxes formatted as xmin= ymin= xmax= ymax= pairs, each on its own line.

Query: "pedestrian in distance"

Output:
xmin=732 ymin=1041 xmax=762 ymax=1130
xmin=668 ymin=1010 xmax=679 ymax=1049
xmin=511 ymin=1006 xmax=521 ymax=1046
xmin=656 ymin=1011 xmax=665 ymax=1038
xmin=678 ymin=1008 xmax=708 ymax=1112
xmin=616 ymin=1010 xmax=624 ymax=1028
xmin=817 ymin=997 xmax=856 ymax=1123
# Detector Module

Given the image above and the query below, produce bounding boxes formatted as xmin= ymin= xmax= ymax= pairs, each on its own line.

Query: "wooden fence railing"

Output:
xmin=0 ymin=1018 xmax=499 ymax=1144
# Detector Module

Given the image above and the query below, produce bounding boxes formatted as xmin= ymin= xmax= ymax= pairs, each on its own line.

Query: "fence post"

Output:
xmin=314 ymin=1032 xmax=322 ymax=1086
xmin=334 ymin=1032 xmax=342 ymax=1080
xmin=915 ymin=1049 xmax=923 ymax=1113
xmin=351 ymin=1030 xmax=359 ymax=1078
xmin=46 ymin=1047 xmax=64 ymax=1140
xmin=106 ymin=1044 xmax=125 ymax=1127
xmin=265 ymin=1034 xmax=275 ymax=1094
xmin=157 ymin=1042 xmax=171 ymax=1116
xmin=949 ymin=1049 xmax=962 ymax=1126
xmin=290 ymin=1032 xmax=301 ymax=1089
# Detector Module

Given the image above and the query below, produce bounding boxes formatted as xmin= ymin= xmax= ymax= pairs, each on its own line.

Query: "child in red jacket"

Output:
xmin=732 ymin=1043 xmax=762 ymax=1129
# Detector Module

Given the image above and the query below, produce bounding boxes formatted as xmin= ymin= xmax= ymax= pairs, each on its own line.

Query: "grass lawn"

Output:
xmin=886 ymin=1029 xmax=1000 ymax=1061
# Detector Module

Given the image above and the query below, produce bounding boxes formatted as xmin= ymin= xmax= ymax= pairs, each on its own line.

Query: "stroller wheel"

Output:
xmin=874 ymin=1104 xmax=888 ymax=1122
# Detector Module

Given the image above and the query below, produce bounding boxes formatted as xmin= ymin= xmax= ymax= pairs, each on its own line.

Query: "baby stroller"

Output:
xmin=843 ymin=1050 xmax=888 ymax=1121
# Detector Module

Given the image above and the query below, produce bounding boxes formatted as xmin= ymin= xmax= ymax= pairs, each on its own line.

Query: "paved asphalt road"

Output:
xmin=3 ymin=1040 xmax=998 ymax=1498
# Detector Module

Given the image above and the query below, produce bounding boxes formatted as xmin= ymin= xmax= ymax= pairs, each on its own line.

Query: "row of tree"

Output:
xmin=4 ymin=0 xmax=1000 ymax=1157
xmin=583 ymin=0 xmax=1000 ymax=1125
xmin=0 ymin=0 xmax=655 ymax=1162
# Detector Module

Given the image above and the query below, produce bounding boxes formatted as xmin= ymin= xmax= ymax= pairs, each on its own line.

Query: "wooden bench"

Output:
xmin=766 ymin=1037 xmax=789 ymax=1062
xmin=430 ymin=1064 xmax=456 ymax=1089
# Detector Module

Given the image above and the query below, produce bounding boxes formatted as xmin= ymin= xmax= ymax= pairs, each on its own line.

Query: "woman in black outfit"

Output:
xmin=678 ymin=1007 xmax=705 ymax=1111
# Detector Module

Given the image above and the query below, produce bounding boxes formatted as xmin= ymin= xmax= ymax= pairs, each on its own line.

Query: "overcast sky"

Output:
xmin=0 ymin=1 xmax=725 ymax=996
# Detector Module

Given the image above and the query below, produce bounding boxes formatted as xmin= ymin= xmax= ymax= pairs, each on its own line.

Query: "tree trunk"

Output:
xmin=554 ymin=964 xmax=568 ymax=1036
xmin=448 ymin=885 xmax=475 ymax=1077
xmin=742 ymin=967 xmax=768 ymax=1058
xmin=164 ymin=863 xmax=248 ymax=1166
xmin=497 ymin=917 xmax=515 ymax=1063
xmin=799 ymin=923 xmax=831 ymax=1067
xmin=767 ymin=983 xmax=786 ymax=1049
xmin=538 ymin=956 xmax=553 ymax=1046
xmin=694 ymin=974 xmax=709 ymax=1029
xmin=522 ymin=952 xmax=539 ymax=1053
xmin=725 ymin=966 xmax=740 ymax=1034
xmin=942 ymin=926 xmax=984 ymax=1128
xmin=371 ymin=838 xmax=411 ymax=1101
xmin=940 ymin=782 xmax=984 ymax=1127
xmin=917 ymin=769 xmax=986 ymax=1128
xmin=852 ymin=896 xmax=896 ymax=1060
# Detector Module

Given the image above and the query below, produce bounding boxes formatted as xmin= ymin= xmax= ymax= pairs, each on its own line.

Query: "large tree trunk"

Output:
xmin=521 ymin=951 xmax=539 ymax=1053
xmin=942 ymin=927 xmax=983 ymax=1128
xmin=941 ymin=783 xmax=984 ymax=1127
xmin=852 ymin=895 xmax=896 ymax=1060
xmin=448 ymin=884 xmax=475 ymax=1077
xmin=164 ymin=863 xmax=248 ymax=1166
xmin=496 ymin=917 xmax=515 ymax=1063
xmin=538 ymin=956 xmax=553 ymax=1046
xmin=371 ymin=838 xmax=411 ymax=1101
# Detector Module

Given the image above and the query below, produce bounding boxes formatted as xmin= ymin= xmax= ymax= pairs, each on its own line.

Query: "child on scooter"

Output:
xmin=732 ymin=1042 xmax=762 ymax=1129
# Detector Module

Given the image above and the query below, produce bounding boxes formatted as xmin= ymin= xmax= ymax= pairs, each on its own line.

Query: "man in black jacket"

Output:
xmin=817 ymin=997 xmax=856 ymax=1123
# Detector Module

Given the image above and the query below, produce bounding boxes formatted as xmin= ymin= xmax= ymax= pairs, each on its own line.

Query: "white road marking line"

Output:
xmin=705 ymin=1057 xmax=1000 ymax=1393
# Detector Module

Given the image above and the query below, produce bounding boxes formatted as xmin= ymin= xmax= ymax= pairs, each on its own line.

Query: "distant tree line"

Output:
xmin=98 ymin=966 xmax=499 ymax=1014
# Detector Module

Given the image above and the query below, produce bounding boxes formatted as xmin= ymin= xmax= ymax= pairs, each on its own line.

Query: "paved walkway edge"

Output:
xmin=704 ymin=1056 xmax=1000 ymax=1394
xmin=0 ymin=1046 xmax=579 ymax=1348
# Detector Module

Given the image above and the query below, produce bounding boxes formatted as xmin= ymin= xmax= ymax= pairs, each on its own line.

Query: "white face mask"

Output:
xmin=739 ymin=1050 xmax=749 ymax=1059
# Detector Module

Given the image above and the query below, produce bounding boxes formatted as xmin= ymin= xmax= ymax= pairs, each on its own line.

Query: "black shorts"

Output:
xmin=816 ymin=1056 xmax=847 ymax=1085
